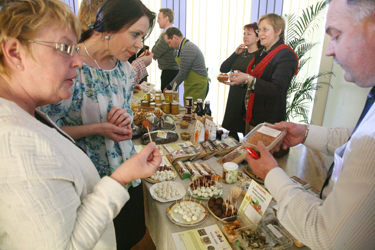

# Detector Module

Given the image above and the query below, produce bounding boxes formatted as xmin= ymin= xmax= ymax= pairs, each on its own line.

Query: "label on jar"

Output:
xmin=155 ymin=94 xmax=162 ymax=103
xmin=185 ymin=97 xmax=193 ymax=107
xmin=185 ymin=106 xmax=192 ymax=114
xmin=165 ymin=91 xmax=173 ymax=103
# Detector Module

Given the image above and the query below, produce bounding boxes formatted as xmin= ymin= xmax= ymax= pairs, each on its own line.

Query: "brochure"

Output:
xmin=172 ymin=224 xmax=231 ymax=250
xmin=239 ymin=180 xmax=273 ymax=225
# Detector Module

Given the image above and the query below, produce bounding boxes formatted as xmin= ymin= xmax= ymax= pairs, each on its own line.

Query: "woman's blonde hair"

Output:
xmin=258 ymin=13 xmax=285 ymax=41
xmin=0 ymin=0 xmax=80 ymax=75
xmin=78 ymin=0 xmax=106 ymax=33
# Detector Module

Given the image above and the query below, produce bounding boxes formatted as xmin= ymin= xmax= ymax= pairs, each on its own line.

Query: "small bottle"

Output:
xmin=195 ymin=99 xmax=204 ymax=117
xmin=204 ymin=100 xmax=212 ymax=117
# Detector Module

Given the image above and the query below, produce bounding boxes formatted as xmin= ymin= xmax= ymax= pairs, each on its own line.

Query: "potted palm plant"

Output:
xmin=285 ymin=1 xmax=333 ymax=123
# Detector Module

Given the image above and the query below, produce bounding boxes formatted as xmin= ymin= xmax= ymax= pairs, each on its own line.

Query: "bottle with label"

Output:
xmin=204 ymin=100 xmax=212 ymax=117
xmin=195 ymin=99 xmax=204 ymax=117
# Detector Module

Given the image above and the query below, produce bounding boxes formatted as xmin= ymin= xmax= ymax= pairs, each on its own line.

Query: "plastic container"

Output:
xmin=223 ymin=162 xmax=238 ymax=184
xmin=259 ymin=218 xmax=293 ymax=250
xmin=242 ymin=122 xmax=286 ymax=154
xmin=236 ymin=224 xmax=272 ymax=250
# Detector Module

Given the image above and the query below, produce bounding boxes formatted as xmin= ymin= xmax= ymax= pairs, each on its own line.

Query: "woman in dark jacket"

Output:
xmin=228 ymin=13 xmax=298 ymax=133
xmin=220 ymin=23 xmax=261 ymax=140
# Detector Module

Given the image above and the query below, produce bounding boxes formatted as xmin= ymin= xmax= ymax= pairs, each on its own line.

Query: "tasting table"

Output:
xmin=133 ymin=120 xmax=328 ymax=250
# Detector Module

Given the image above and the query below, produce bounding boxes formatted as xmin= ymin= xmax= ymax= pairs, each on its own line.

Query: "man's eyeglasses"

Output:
xmin=255 ymin=27 xmax=273 ymax=34
xmin=26 ymin=40 xmax=79 ymax=56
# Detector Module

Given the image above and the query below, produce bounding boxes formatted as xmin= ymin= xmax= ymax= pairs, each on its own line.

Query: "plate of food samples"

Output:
xmin=144 ymin=165 xmax=177 ymax=184
xmin=149 ymin=181 xmax=186 ymax=203
xmin=167 ymin=199 xmax=209 ymax=227
xmin=187 ymin=176 xmax=223 ymax=200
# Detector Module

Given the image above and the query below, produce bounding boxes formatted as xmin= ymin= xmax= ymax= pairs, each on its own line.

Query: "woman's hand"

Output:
xmin=274 ymin=122 xmax=307 ymax=150
xmin=107 ymin=106 xmax=132 ymax=127
xmin=133 ymin=85 xmax=142 ymax=93
xmin=110 ymin=142 xmax=162 ymax=187
xmin=139 ymin=50 xmax=153 ymax=67
xmin=99 ymin=123 xmax=132 ymax=142
xmin=235 ymin=44 xmax=247 ymax=54
xmin=246 ymin=141 xmax=279 ymax=180
xmin=224 ymin=71 xmax=252 ymax=86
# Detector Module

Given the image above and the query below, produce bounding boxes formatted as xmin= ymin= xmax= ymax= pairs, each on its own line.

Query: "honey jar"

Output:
xmin=155 ymin=94 xmax=162 ymax=103
xmin=173 ymin=91 xmax=179 ymax=101
xmin=156 ymin=103 xmax=162 ymax=110
xmin=141 ymin=100 xmax=149 ymax=107
xmin=165 ymin=90 xmax=173 ymax=103
xmin=144 ymin=92 xmax=151 ymax=101
xmin=171 ymin=102 xmax=179 ymax=114
xmin=150 ymin=102 xmax=156 ymax=107
xmin=162 ymin=102 xmax=171 ymax=114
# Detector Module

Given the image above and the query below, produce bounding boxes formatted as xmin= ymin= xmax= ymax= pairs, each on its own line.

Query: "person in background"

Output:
xmin=220 ymin=22 xmax=261 ymax=141
xmin=152 ymin=8 xmax=179 ymax=90
xmin=0 ymin=0 xmax=161 ymax=249
xmin=39 ymin=0 xmax=156 ymax=249
xmin=164 ymin=27 xmax=208 ymax=103
xmin=78 ymin=0 xmax=153 ymax=89
xmin=228 ymin=13 xmax=298 ymax=157
xmin=246 ymin=0 xmax=375 ymax=248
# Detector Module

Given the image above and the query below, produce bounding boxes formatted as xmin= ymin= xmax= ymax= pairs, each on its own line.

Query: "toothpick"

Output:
xmin=146 ymin=127 xmax=152 ymax=142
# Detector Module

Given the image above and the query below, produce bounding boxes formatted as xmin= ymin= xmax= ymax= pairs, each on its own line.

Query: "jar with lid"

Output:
xmin=171 ymin=102 xmax=179 ymax=114
xmin=155 ymin=89 xmax=162 ymax=95
xmin=222 ymin=162 xmax=238 ymax=184
xmin=173 ymin=91 xmax=179 ymax=101
xmin=204 ymin=100 xmax=212 ymax=116
xmin=155 ymin=94 xmax=162 ymax=103
xmin=149 ymin=102 xmax=156 ymax=108
xmin=162 ymin=102 xmax=171 ymax=114
xmin=141 ymin=100 xmax=149 ymax=107
xmin=185 ymin=96 xmax=193 ymax=107
xmin=144 ymin=92 xmax=151 ymax=101
xmin=195 ymin=99 xmax=204 ymax=117
xmin=165 ymin=90 xmax=173 ymax=103
xmin=156 ymin=103 xmax=162 ymax=110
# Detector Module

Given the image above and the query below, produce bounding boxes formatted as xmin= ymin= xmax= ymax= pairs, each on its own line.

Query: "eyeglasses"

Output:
xmin=26 ymin=40 xmax=78 ymax=56
xmin=255 ymin=27 xmax=273 ymax=34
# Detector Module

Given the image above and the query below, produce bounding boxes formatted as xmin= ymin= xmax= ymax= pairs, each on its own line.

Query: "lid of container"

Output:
xmin=186 ymin=96 xmax=193 ymax=99
xmin=197 ymin=98 xmax=202 ymax=102
xmin=162 ymin=101 xmax=169 ymax=104
xmin=223 ymin=162 xmax=238 ymax=170
xmin=172 ymin=101 xmax=179 ymax=105
xmin=155 ymin=94 xmax=161 ymax=96
xmin=150 ymin=102 xmax=156 ymax=105
xmin=142 ymin=100 xmax=149 ymax=103
xmin=165 ymin=90 xmax=173 ymax=93
xmin=156 ymin=103 xmax=162 ymax=106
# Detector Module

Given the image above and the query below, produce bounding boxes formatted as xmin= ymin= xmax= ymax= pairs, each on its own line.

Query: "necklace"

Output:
xmin=82 ymin=42 xmax=101 ymax=69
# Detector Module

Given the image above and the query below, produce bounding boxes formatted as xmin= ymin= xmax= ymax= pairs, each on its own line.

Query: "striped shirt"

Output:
xmin=265 ymin=103 xmax=375 ymax=249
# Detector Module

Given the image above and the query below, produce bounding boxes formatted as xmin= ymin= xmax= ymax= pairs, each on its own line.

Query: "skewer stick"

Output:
xmin=146 ymin=127 xmax=152 ymax=142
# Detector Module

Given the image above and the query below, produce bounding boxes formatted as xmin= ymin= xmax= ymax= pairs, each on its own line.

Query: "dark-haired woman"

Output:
xmin=220 ymin=23 xmax=261 ymax=141
xmin=39 ymin=0 xmax=156 ymax=249
xmin=227 ymin=14 xmax=298 ymax=157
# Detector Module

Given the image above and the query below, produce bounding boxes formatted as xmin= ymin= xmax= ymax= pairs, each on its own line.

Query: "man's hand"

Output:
xmin=274 ymin=122 xmax=307 ymax=150
xmin=246 ymin=141 xmax=279 ymax=180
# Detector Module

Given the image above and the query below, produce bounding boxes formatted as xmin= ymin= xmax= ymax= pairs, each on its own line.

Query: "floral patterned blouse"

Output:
xmin=39 ymin=60 xmax=140 ymax=188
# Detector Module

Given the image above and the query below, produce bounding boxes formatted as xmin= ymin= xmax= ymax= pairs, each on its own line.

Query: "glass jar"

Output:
xmin=155 ymin=94 xmax=162 ymax=103
xmin=144 ymin=92 xmax=151 ymax=101
xmin=171 ymin=102 xmax=179 ymax=114
xmin=185 ymin=96 xmax=193 ymax=107
xmin=149 ymin=102 xmax=156 ymax=108
xmin=156 ymin=103 xmax=162 ymax=110
xmin=173 ymin=91 xmax=179 ymax=101
xmin=222 ymin=162 xmax=238 ymax=184
xmin=165 ymin=90 xmax=173 ymax=103
xmin=162 ymin=102 xmax=171 ymax=114
xmin=141 ymin=100 xmax=149 ymax=107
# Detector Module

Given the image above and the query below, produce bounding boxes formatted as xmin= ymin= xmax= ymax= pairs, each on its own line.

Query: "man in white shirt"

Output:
xmin=246 ymin=0 xmax=375 ymax=249
xmin=152 ymin=8 xmax=179 ymax=90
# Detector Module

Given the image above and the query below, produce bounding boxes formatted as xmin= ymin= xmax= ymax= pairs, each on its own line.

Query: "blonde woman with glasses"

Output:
xmin=228 ymin=13 xmax=298 ymax=157
xmin=0 ymin=0 xmax=161 ymax=249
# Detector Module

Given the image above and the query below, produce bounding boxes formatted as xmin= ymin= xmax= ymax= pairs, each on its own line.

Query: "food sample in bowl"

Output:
xmin=180 ymin=120 xmax=189 ymax=129
xmin=217 ymin=73 xmax=230 ymax=82
xmin=180 ymin=132 xmax=191 ymax=140
xmin=242 ymin=122 xmax=286 ymax=154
